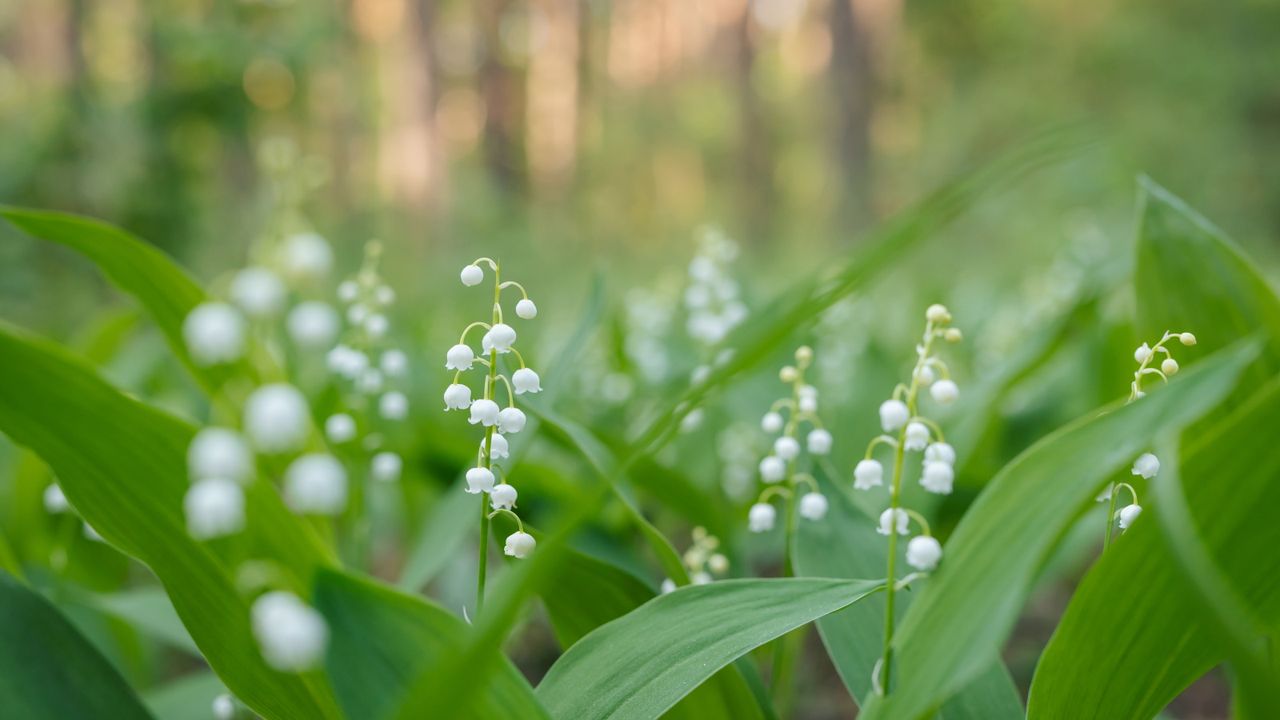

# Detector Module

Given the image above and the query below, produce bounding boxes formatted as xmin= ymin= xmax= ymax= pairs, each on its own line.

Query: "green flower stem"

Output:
xmin=476 ymin=262 xmax=502 ymax=616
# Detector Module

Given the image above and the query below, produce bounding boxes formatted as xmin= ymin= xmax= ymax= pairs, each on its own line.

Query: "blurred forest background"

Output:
xmin=2 ymin=0 xmax=1279 ymax=334
xmin=1 ymin=2 xmax=1278 ymax=717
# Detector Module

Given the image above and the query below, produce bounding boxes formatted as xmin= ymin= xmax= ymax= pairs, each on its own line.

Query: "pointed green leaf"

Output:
xmin=0 ymin=323 xmax=339 ymax=719
xmin=535 ymin=578 xmax=882 ymax=720
xmin=0 ymin=572 xmax=154 ymax=719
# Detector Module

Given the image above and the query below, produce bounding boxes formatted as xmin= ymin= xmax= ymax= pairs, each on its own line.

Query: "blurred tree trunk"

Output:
xmin=735 ymin=9 xmax=774 ymax=246
xmin=829 ymin=0 xmax=875 ymax=232
xmin=411 ymin=0 xmax=447 ymax=211
xmin=477 ymin=0 xmax=526 ymax=195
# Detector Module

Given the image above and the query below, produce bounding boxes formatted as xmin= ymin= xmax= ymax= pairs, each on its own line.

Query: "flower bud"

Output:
xmin=212 ymin=694 xmax=236 ymax=720
xmin=284 ymin=454 xmax=348 ymax=515
xmin=1179 ymin=332 xmax=1197 ymax=346
xmin=759 ymin=455 xmax=786 ymax=483
xmin=516 ymin=298 xmax=538 ymax=319
xmin=460 ymin=264 xmax=484 ymax=286
xmin=708 ymin=553 xmax=729 ymax=574
xmin=490 ymin=483 xmax=518 ymax=510
xmin=183 ymin=302 xmax=246 ymax=366
xmin=231 ymin=268 xmax=286 ymax=318
xmin=748 ymin=503 xmax=776 ymax=533
xmin=364 ymin=314 xmax=389 ymax=339
xmin=1131 ymin=452 xmax=1160 ymax=479
xmin=287 ymin=302 xmax=339 ymax=350
xmin=188 ymin=427 xmax=253 ymax=483
xmin=944 ymin=328 xmax=963 ymax=343
xmin=379 ymin=391 xmax=408 ymax=420
xmin=466 ymin=467 xmax=496 ymax=494
xmin=244 ymin=384 xmax=310 ymax=454
xmin=799 ymin=492 xmax=828 ymax=521
xmin=1161 ymin=358 xmax=1179 ymax=376
xmin=926 ymin=304 xmax=951 ymax=323
xmin=761 ymin=411 xmax=784 ymax=434
xmin=43 ymin=484 xmax=69 ymax=514
xmin=325 ymin=413 xmax=357 ymax=443
xmin=184 ymin=478 xmax=245 ymax=540
xmin=497 ymin=407 xmax=527 ymax=434
xmin=468 ymin=399 xmax=499 ymax=426
xmin=807 ymin=429 xmax=833 ymax=455
xmin=661 ymin=578 xmax=677 ymax=594
xmin=251 ymin=591 xmax=328 ymax=672
xmin=338 ymin=281 xmax=359 ymax=303
xmin=795 ymin=346 xmax=813 ymax=365
xmin=854 ymin=459 xmax=884 ymax=490
xmin=371 ymin=452 xmax=402 ymax=482
xmin=930 ymin=380 xmax=959 ymax=405
xmin=444 ymin=383 xmax=473 ymax=410
xmin=774 ymin=436 xmax=801 ymax=461
xmin=779 ymin=366 xmax=799 ymax=383
xmin=504 ymin=531 xmax=536 ymax=559
xmin=879 ymin=399 xmax=910 ymax=432
xmin=1134 ymin=343 xmax=1152 ymax=364
xmin=904 ymin=421 xmax=930 ymax=451
xmin=279 ymin=232 xmax=333 ymax=282
xmin=877 ymin=508 xmax=909 ymax=536
xmin=380 ymin=349 xmax=408 ymax=377
xmin=906 ymin=535 xmax=942 ymax=570
xmin=914 ymin=365 xmax=936 ymax=386
xmin=1118 ymin=503 xmax=1143 ymax=529
xmin=513 ymin=367 xmax=542 ymax=394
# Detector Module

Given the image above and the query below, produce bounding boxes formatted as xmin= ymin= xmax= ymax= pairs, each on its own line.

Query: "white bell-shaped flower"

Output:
xmin=371 ymin=452 xmax=402 ymax=482
xmin=807 ymin=429 xmax=833 ymax=455
xmin=363 ymin=313 xmax=389 ymax=339
xmin=327 ymin=345 xmax=369 ymax=379
xmin=357 ymin=368 xmax=384 ymax=395
xmin=1118 ymin=503 xmax=1143 ymax=529
xmin=759 ymin=455 xmax=786 ymax=483
xmin=516 ymin=298 xmax=538 ymax=319
xmin=446 ymin=344 xmax=475 ymax=370
xmin=930 ymin=380 xmax=959 ymax=405
xmin=854 ymin=459 xmax=884 ymax=490
xmin=244 ymin=384 xmax=310 ymax=454
xmin=691 ymin=571 xmax=712 ymax=585
xmin=490 ymin=483 xmax=518 ymax=510
xmin=230 ymin=267 xmax=286 ymax=318
xmin=799 ymin=492 xmax=829 ymax=521
xmin=708 ymin=553 xmax=729 ymax=574
xmin=497 ymin=407 xmax=527 ymax=434
xmin=183 ymin=302 xmax=246 ymax=366
xmin=380 ymin=349 xmax=408 ymax=377
xmin=774 ymin=436 xmax=801 ymax=461
xmin=512 ymin=367 xmax=542 ymax=394
xmin=660 ymin=578 xmax=677 ymax=594
xmin=460 ymin=264 xmax=484 ymax=286
xmin=184 ymin=478 xmax=245 ymax=540
xmin=188 ymin=427 xmax=253 ymax=483
xmin=482 ymin=323 xmax=517 ymax=354
xmin=505 ymin=531 xmax=536 ymax=559
xmin=465 ymin=467 xmax=495 ymax=494
xmin=798 ymin=395 xmax=818 ymax=414
xmin=444 ymin=383 xmax=473 ymax=410
xmin=379 ymin=391 xmax=408 ymax=420
xmin=1133 ymin=343 xmax=1152 ymax=364
xmin=212 ymin=693 xmax=236 ymax=720
xmin=906 ymin=535 xmax=942 ymax=570
xmin=337 ymin=280 xmax=359 ymax=303
xmin=43 ymin=483 xmax=69 ymax=514
xmin=1131 ymin=452 xmax=1160 ymax=479
xmin=924 ymin=442 xmax=956 ymax=465
xmin=287 ymin=302 xmax=339 ymax=350
xmin=879 ymin=399 xmax=910 ymax=432
xmin=468 ymin=399 xmax=499 ymax=426
xmin=284 ymin=454 xmax=348 ymax=515
xmin=877 ymin=508 xmax=909 ymax=536
xmin=1162 ymin=358 xmax=1179 ymax=376
xmin=487 ymin=433 xmax=510 ymax=459
xmin=748 ymin=502 xmax=777 ymax=533
xmin=250 ymin=591 xmax=328 ymax=672
xmin=904 ymin=422 xmax=930 ymax=451
xmin=279 ymin=232 xmax=333 ymax=282
xmin=761 ymin=411 xmax=784 ymax=433
xmin=347 ymin=304 xmax=369 ymax=325
xmin=325 ymin=413 xmax=357 ymax=443
xmin=920 ymin=460 xmax=955 ymax=494
xmin=913 ymin=365 xmax=936 ymax=386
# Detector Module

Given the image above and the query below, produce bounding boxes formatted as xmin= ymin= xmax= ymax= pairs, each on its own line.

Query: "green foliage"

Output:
xmin=535 ymin=578 xmax=881 ymax=720
xmin=0 ymin=323 xmax=340 ymax=719
xmin=0 ymin=572 xmax=154 ymax=719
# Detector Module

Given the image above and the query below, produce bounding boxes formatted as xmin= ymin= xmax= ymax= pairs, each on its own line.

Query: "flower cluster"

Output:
xmin=1100 ymin=330 xmax=1196 ymax=544
xmin=684 ymin=226 xmax=748 ymax=347
xmin=325 ymin=242 xmax=411 ymax=482
xmin=747 ymin=346 xmax=833 ymax=535
xmin=445 ymin=258 xmax=540 ymax=560
xmin=863 ymin=304 xmax=962 ymax=695
xmin=660 ymin=526 xmax=730 ymax=593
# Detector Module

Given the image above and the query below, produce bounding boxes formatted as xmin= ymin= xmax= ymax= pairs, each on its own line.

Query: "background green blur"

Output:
xmin=1 ymin=1 xmax=1277 ymax=717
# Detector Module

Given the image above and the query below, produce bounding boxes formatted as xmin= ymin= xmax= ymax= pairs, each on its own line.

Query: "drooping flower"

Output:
xmin=920 ymin=461 xmax=955 ymax=495
xmin=799 ymin=492 xmax=829 ymax=521
xmin=761 ymin=411 xmax=784 ymax=433
xmin=244 ymin=384 xmax=310 ymax=454
xmin=230 ymin=267 xmax=286 ymax=318
xmin=183 ymin=302 xmax=246 ymax=366
xmin=188 ymin=427 xmax=253 ymax=483
xmin=748 ymin=503 xmax=777 ymax=533
xmin=468 ymin=399 xmax=500 ymax=426
xmin=43 ymin=483 xmax=69 ymax=514
xmin=773 ymin=436 xmax=801 ymax=461
xmin=460 ymin=264 xmax=484 ymax=286
xmin=497 ymin=407 xmax=527 ymax=434
xmin=251 ymin=592 xmax=328 ymax=672
xmin=325 ymin=414 xmax=357 ymax=443
xmin=905 ymin=535 xmax=942 ymax=570
xmin=184 ymin=478 xmax=246 ymax=540
xmin=481 ymin=323 xmax=517 ymax=354
xmin=466 ymin=467 xmax=496 ymax=494
xmin=488 ymin=433 xmax=510 ymax=459
xmin=504 ymin=531 xmax=536 ymax=559
xmin=904 ymin=421 xmax=930 ymax=451
xmin=877 ymin=508 xmax=909 ymax=536
xmin=516 ymin=298 xmax=538 ymax=319
xmin=924 ymin=442 xmax=956 ymax=466
xmin=930 ymin=379 xmax=959 ymax=405
xmin=490 ymin=483 xmax=518 ymax=510
xmin=380 ymin=349 xmax=408 ymax=377
xmin=1131 ymin=452 xmax=1160 ymax=479
xmin=279 ymin=232 xmax=333 ymax=282
xmin=854 ymin=459 xmax=884 ymax=490
xmin=444 ymin=383 xmax=472 ymax=410
xmin=446 ymin=344 xmax=475 ymax=370
xmin=283 ymin=454 xmax=348 ymax=515
xmin=287 ymin=302 xmax=339 ymax=349
xmin=512 ymin=367 xmax=542 ymax=394
xmin=879 ymin=399 xmax=910 ymax=432
xmin=1118 ymin=503 xmax=1143 ymax=529
xmin=807 ymin=429 xmax=833 ymax=455
xmin=759 ymin=456 xmax=786 ymax=483
xmin=379 ymin=391 xmax=409 ymax=420
xmin=371 ymin=452 xmax=402 ymax=482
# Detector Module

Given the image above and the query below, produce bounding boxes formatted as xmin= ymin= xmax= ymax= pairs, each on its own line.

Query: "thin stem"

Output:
xmin=1103 ymin=482 xmax=1119 ymax=551
xmin=458 ymin=321 xmax=492 ymax=344
xmin=498 ymin=280 xmax=529 ymax=299
xmin=476 ymin=262 xmax=502 ymax=616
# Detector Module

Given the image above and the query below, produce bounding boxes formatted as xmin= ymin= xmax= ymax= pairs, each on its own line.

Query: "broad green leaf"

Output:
xmin=0 ymin=527 xmax=18 ymax=578
xmin=794 ymin=478 xmax=1024 ymax=719
xmin=312 ymin=568 xmax=549 ymax=720
xmin=0 ymin=571 xmax=154 ymax=719
xmin=0 ymin=323 xmax=340 ymax=719
xmin=535 ymin=578 xmax=882 ymax=720
xmin=859 ymin=340 xmax=1257 ymax=720
xmin=1027 ymin=376 xmax=1280 ymax=718
xmin=396 ymin=481 xmax=475 ymax=592
xmin=0 ymin=208 xmax=213 ymax=387
xmin=142 ymin=672 xmax=228 ymax=720
xmin=537 ymin=546 xmax=766 ymax=720
xmin=71 ymin=586 xmax=199 ymax=655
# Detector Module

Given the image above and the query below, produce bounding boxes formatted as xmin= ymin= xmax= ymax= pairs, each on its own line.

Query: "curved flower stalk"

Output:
xmin=856 ymin=304 xmax=962 ymax=696
xmin=1098 ymin=330 xmax=1197 ymax=549
xmin=445 ymin=257 xmax=541 ymax=615
xmin=660 ymin=526 xmax=730 ymax=593
xmin=747 ymin=346 xmax=834 ymax=567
